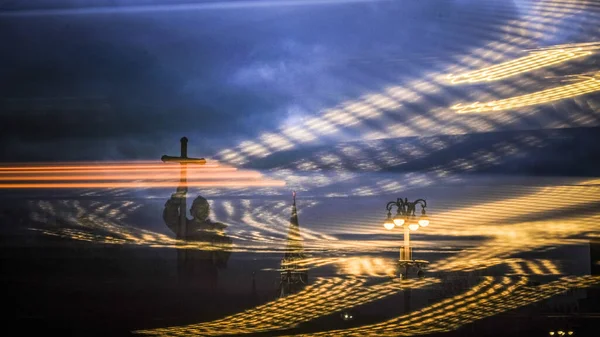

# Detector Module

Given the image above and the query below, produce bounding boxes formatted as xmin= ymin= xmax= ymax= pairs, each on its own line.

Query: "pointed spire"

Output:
xmin=290 ymin=191 xmax=298 ymax=228
xmin=285 ymin=191 xmax=303 ymax=259
xmin=278 ymin=191 xmax=308 ymax=298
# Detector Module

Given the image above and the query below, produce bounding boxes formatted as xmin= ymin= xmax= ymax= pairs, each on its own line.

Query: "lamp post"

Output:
xmin=383 ymin=198 xmax=430 ymax=278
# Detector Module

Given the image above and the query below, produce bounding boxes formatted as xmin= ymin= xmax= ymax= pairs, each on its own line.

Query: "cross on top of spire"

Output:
xmin=161 ymin=136 xmax=206 ymax=164
xmin=292 ymin=191 xmax=296 ymax=206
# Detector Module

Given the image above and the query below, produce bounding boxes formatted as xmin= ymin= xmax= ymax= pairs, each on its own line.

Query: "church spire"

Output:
xmin=284 ymin=191 xmax=304 ymax=260
xmin=278 ymin=191 xmax=308 ymax=297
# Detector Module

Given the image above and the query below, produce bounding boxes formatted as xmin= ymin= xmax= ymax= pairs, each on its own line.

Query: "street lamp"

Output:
xmin=383 ymin=197 xmax=430 ymax=278
xmin=383 ymin=198 xmax=428 ymax=231
xmin=383 ymin=213 xmax=395 ymax=230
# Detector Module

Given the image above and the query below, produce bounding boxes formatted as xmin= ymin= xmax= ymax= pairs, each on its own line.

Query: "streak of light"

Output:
xmin=23 ymin=176 xmax=600 ymax=266
xmin=337 ymin=256 xmax=397 ymax=277
xmin=29 ymin=227 xmax=237 ymax=252
xmin=0 ymin=181 xmax=286 ymax=189
xmin=539 ymin=259 xmax=562 ymax=275
xmin=507 ymin=260 xmax=527 ymax=275
xmin=135 ymin=277 xmax=440 ymax=337
xmin=273 ymin=132 xmax=537 ymax=197
xmin=0 ymin=167 xmax=238 ymax=174
xmin=0 ymin=163 xmax=221 ymax=171
xmin=507 ymin=259 xmax=561 ymax=275
xmin=525 ymin=41 xmax=600 ymax=52
xmin=199 ymin=177 xmax=600 ymax=258
xmin=0 ymin=0 xmax=405 ymax=17
xmin=525 ymin=260 xmax=545 ymax=275
xmin=286 ymin=275 xmax=600 ymax=337
xmin=0 ymin=172 xmax=263 ymax=181
xmin=577 ymin=179 xmax=600 ymax=185
xmin=446 ymin=47 xmax=594 ymax=84
xmin=286 ymin=276 xmax=518 ymax=337
xmin=452 ymin=73 xmax=600 ymax=113
xmin=258 ymin=178 xmax=598 ymax=271
xmin=422 ymin=181 xmax=600 ymax=273
xmin=29 ymin=197 xmax=320 ymax=254
xmin=233 ymin=199 xmax=334 ymax=242
xmin=0 ymin=161 xmax=285 ymax=189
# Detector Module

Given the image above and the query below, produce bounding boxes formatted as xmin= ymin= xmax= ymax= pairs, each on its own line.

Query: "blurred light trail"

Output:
xmin=286 ymin=276 xmax=520 ymax=337
xmin=0 ymin=172 xmax=262 ymax=181
xmin=26 ymin=177 xmax=599 ymax=257
xmin=452 ymin=73 xmax=600 ymax=113
xmin=286 ymin=275 xmax=600 ymax=337
xmin=0 ymin=0 xmax=401 ymax=17
xmin=426 ymin=183 xmax=600 ymax=273
xmin=135 ymin=277 xmax=440 ymax=337
xmin=337 ymin=256 xmax=397 ymax=277
xmin=0 ymin=181 xmax=285 ymax=189
xmin=506 ymin=259 xmax=561 ymax=275
xmin=446 ymin=47 xmax=594 ymax=85
xmin=0 ymin=161 xmax=284 ymax=189
xmin=0 ymin=163 xmax=221 ymax=171
xmin=0 ymin=167 xmax=238 ymax=174
xmin=525 ymin=41 xmax=600 ymax=52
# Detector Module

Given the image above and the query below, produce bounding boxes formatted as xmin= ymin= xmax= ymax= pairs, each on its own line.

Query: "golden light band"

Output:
xmin=452 ymin=74 xmax=600 ymax=113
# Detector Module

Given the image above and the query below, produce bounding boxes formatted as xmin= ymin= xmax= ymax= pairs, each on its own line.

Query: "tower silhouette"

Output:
xmin=278 ymin=191 xmax=308 ymax=297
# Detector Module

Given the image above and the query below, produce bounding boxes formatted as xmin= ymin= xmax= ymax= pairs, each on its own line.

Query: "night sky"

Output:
xmin=2 ymin=4 xmax=600 ymax=335
xmin=1 ymin=0 xmax=599 ymax=168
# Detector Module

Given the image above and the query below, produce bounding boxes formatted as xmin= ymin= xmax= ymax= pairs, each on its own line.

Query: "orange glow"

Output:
xmin=0 ymin=172 xmax=262 ymax=181
xmin=0 ymin=163 xmax=221 ymax=171
xmin=0 ymin=161 xmax=285 ymax=189
xmin=0 ymin=180 xmax=285 ymax=189
xmin=0 ymin=167 xmax=238 ymax=174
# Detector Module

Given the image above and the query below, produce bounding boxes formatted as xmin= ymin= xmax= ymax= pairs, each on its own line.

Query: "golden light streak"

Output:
xmin=28 ymin=199 xmax=281 ymax=253
xmin=525 ymin=260 xmax=545 ymax=275
xmin=452 ymin=73 xmax=600 ymax=113
xmin=506 ymin=259 xmax=562 ymax=275
xmin=286 ymin=275 xmax=600 ymax=337
xmin=526 ymin=41 xmax=600 ymax=52
xmin=23 ymin=174 xmax=600 ymax=267
xmin=286 ymin=276 xmax=517 ymax=337
xmin=446 ymin=48 xmax=593 ymax=84
xmin=135 ymin=277 xmax=440 ymax=337
xmin=231 ymin=176 xmax=600 ymax=258
xmin=26 ymin=177 xmax=600 ymax=336
xmin=539 ymin=259 xmax=562 ymax=275
xmin=507 ymin=260 xmax=527 ymax=275
xmin=29 ymin=198 xmax=334 ymax=253
xmin=170 ymin=175 xmax=600 ymax=258
xmin=337 ymin=256 xmax=397 ymax=277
